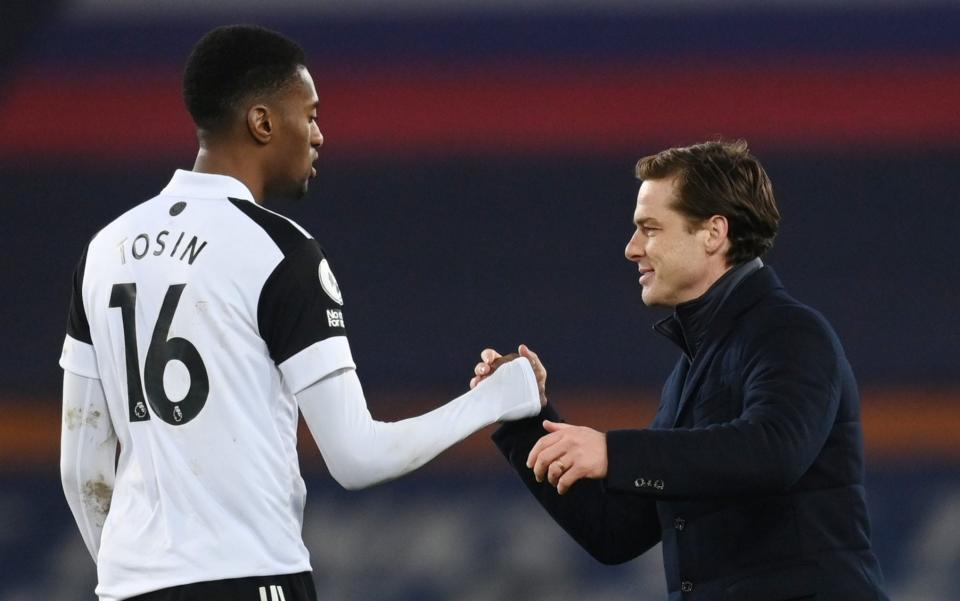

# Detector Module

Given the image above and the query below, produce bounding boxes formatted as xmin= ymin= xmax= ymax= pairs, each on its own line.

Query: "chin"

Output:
xmin=298 ymin=172 xmax=315 ymax=197
xmin=641 ymin=288 xmax=668 ymax=308
xmin=284 ymin=181 xmax=309 ymax=201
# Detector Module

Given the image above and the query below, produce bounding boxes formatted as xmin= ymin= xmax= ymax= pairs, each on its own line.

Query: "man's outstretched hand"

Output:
xmin=470 ymin=344 xmax=547 ymax=407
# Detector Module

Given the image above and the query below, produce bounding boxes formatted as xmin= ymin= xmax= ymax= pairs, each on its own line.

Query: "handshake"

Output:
xmin=469 ymin=344 xmax=548 ymax=407
xmin=469 ymin=344 xmax=608 ymax=495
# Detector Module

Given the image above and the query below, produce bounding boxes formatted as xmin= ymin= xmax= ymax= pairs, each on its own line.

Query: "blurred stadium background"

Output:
xmin=2 ymin=1 xmax=959 ymax=599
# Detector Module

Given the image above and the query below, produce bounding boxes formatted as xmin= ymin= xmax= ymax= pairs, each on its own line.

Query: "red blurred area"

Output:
xmin=4 ymin=58 xmax=960 ymax=162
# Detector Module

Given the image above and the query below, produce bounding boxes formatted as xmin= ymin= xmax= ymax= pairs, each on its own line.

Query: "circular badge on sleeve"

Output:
xmin=318 ymin=259 xmax=344 ymax=305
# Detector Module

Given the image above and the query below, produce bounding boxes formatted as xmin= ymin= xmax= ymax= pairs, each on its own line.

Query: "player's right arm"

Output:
xmin=60 ymin=371 xmax=117 ymax=562
xmin=59 ymin=245 xmax=117 ymax=562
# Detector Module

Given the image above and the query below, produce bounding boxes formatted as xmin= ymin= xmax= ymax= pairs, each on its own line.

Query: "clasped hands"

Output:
xmin=470 ymin=345 xmax=607 ymax=495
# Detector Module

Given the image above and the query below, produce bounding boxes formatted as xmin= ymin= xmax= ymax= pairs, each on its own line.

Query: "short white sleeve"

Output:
xmin=279 ymin=336 xmax=356 ymax=394
xmin=60 ymin=335 xmax=100 ymax=380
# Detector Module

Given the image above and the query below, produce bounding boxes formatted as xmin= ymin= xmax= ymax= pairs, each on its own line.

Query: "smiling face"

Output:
xmin=263 ymin=66 xmax=323 ymax=200
xmin=624 ymin=177 xmax=731 ymax=307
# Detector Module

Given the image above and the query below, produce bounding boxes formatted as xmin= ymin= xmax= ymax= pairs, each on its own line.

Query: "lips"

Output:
xmin=638 ymin=267 xmax=654 ymax=285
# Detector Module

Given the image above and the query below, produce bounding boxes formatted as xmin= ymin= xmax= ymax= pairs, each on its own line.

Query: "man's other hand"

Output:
xmin=527 ymin=421 xmax=608 ymax=495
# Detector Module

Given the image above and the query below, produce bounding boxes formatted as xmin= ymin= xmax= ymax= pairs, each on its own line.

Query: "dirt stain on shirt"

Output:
xmin=85 ymin=409 xmax=102 ymax=427
xmin=65 ymin=407 xmax=83 ymax=430
xmin=82 ymin=477 xmax=113 ymax=527
xmin=64 ymin=407 xmax=103 ymax=430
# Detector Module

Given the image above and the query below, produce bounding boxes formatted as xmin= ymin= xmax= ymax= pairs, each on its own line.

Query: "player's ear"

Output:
xmin=246 ymin=104 xmax=273 ymax=145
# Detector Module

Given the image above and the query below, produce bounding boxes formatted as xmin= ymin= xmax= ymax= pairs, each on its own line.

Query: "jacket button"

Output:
xmin=674 ymin=517 xmax=686 ymax=531
xmin=680 ymin=581 xmax=694 ymax=593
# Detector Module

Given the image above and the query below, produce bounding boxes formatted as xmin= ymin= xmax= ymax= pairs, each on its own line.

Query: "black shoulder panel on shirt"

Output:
xmin=258 ymin=239 xmax=348 ymax=365
xmin=66 ymin=243 xmax=92 ymax=343
xmin=227 ymin=197 xmax=307 ymax=256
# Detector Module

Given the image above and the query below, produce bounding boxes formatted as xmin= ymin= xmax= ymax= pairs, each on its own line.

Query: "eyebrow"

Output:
xmin=635 ymin=217 xmax=661 ymax=227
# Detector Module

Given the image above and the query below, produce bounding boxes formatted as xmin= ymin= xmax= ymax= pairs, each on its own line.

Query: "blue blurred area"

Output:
xmin=25 ymin=4 xmax=960 ymax=64
xmin=4 ymin=152 xmax=957 ymax=397
xmin=3 ymin=467 xmax=958 ymax=601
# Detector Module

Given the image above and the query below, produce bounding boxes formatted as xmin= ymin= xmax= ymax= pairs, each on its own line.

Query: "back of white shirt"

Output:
xmin=60 ymin=170 xmax=354 ymax=600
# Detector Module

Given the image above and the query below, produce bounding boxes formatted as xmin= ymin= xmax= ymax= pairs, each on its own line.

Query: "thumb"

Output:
xmin=518 ymin=344 xmax=541 ymax=366
xmin=543 ymin=420 xmax=570 ymax=432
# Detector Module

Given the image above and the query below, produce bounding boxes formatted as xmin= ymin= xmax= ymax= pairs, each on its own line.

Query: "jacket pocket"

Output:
xmin=724 ymin=561 xmax=819 ymax=601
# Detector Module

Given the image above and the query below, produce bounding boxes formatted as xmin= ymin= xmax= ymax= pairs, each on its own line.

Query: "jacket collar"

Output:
xmin=658 ymin=263 xmax=784 ymax=427
xmin=654 ymin=258 xmax=770 ymax=360
xmin=159 ymin=169 xmax=256 ymax=202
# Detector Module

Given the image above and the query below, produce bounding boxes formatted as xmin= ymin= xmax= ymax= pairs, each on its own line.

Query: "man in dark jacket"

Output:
xmin=471 ymin=140 xmax=888 ymax=600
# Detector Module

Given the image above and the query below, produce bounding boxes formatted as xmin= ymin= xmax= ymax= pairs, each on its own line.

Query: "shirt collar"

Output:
xmin=159 ymin=169 xmax=256 ymax=202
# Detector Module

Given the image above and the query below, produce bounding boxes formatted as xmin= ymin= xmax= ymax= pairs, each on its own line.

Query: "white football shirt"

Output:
xmin=59 ymin=170 xmax=354 ymax=600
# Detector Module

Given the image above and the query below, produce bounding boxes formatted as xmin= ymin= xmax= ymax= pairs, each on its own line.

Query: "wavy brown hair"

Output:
xmin=635 ymin=140 xmax=780 ymax=265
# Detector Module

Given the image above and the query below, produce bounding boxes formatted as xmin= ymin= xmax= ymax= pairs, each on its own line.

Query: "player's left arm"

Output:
xmin=60 ymin=370 xmax=117 ymax=562
xmin=298 ymin=357 xmax=540 ymax=490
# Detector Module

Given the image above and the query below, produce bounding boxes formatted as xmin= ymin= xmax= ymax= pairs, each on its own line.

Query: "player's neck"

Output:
xmin=192 ymin=147 xmax=265 ymax=204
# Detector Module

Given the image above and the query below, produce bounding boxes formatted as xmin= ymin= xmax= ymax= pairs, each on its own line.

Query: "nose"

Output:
xmin=311 ymin=123 xmax=324 ymax=149
xmin=625 ymin=230 xmax=644 ymax=262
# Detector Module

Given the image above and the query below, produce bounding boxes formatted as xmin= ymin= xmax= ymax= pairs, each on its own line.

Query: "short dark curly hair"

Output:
xmin=182 ymin=25 xmax=306 ymax=132
xmin=635 ymin=140 xmax=780 ymax=265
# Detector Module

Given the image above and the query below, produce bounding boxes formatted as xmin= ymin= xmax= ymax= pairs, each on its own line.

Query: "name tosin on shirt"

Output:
xmin=119 ymin=231 xmax=208 ymax=266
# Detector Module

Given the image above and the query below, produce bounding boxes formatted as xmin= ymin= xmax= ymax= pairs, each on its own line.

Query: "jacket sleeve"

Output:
xmin=604 ymin=319 xmax=842 ymax=500
xmin=493 ymin=404 xmax=662 ymax=565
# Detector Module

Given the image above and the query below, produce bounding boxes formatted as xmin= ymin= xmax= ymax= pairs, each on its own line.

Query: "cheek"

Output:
xmin=647 ymin=238 xmax=671 ymax=265
xmin=673 ymin=244 xmax=709 ymax=281
xmin=286 ymin=133 xmax=311 ymax=167
xmin=651 ymin=239 xmax=694 ymax=279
